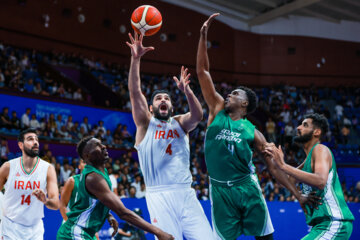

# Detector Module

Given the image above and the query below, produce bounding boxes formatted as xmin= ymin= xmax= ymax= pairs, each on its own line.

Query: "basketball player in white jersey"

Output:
xmin=0 ymin=128 xmax=59 ymax=240
xmin=126 ymin=32 xmax=214 ymax=240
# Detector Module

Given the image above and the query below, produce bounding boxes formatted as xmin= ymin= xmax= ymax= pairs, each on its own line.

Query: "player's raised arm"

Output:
xmin=173 ymin=66 xmax=203 ymax=133
xmin=126 ymin=33 xmax=153 ymax=130
xmin=196 ymin=13 xmax=224 ymax=118
xmin=86 ymin=172 xmax=174 ymax=240
xmin=59 ymin=177 xmax=75 ymax=221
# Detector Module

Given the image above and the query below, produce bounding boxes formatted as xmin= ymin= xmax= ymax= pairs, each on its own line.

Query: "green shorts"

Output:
xmin=57 ymin=221 xmax=97 ymax=240
xmin=210 ymin=174 xmax=274 ymax=240
xmin=302 ymin=220 xmax=353 ymax=240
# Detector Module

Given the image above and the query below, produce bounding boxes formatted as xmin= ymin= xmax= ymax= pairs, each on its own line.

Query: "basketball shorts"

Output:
xmin=210 ymin=175 xmax=274 ymax=240
xmin=146 ymin=183 xmax=214 ymax=240
xmin=57 ymin=221 xmax=97 ymax=240
xmin=0 ymin=216 xmax=44 ymax=240
xmin=302 ymin=220 xmax=353 ymax=240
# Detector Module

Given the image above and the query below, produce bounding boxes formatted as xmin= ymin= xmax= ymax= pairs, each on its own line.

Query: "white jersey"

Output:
xmin=3 ymin=157 xmax=49 ymax=226
xmin=135 ymin=117 xmax=192 ymax=187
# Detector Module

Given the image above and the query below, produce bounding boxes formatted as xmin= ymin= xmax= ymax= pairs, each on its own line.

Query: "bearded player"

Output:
xmin=126 ymin=32 xmax=214 ymax=240
xmin=0 ymin=128 xmax=59 ymax=240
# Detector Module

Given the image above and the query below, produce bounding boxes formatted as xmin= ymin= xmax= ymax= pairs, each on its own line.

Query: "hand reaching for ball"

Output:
xmin=201 ymin=13 xmax=220 ymax=35
xmin=126 ymin=32 xmax=155 ymax=59
xmin=173 ymin=66 xmax=191 ymax=94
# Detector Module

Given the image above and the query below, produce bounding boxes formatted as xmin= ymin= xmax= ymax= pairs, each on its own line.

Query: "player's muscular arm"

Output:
xmin=126 ymin=33 xmax=153 ymax=143
xmin=43 ymin=165 xmax=60 ymax=209
xmin=196 ymin=13 xmax=224 ymax=122
xmin=0 ymin=162 xmax=10 ymax=190
xmin=265 ymin=144 xmax=331 ymax=190
xmin=174 ymin=66 xmax=203 ymax=132
xmin=254 ymin=130 xmax=301 ymax=199
xmin=60 ymin=177 xmax=75 ymax=221
xmin=86 ymin=173 xmax=174 ymax=240
xmin=33 ymin=165 xmax=59 ymax=209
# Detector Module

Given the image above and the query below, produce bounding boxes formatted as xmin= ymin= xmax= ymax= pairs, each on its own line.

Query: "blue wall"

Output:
xmin=0 ymin=93 xmax=136 ymax=134
xmin=44 ymin=200 xmax=360 ymax=240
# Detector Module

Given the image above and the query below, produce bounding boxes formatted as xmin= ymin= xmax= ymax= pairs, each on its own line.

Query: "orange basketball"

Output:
xmin=131 ymin=5 xmax=162 ymax=36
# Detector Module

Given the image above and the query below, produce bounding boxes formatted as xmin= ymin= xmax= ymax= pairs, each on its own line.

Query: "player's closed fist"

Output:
xmin=32 ymin=188 xmax=47 ymax=203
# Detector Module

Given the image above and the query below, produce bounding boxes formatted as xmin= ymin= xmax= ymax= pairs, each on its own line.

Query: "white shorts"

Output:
xmin=146 ymin=184 xmax=214 ymax=240
xmin=0 ymin=216 xmax=44 ymax=240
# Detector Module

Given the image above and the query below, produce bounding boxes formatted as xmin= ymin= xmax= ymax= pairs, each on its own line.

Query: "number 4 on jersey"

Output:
xmin=166 ymin=144 xmax=172 ymax=155
xmin=21 ymin=194 xmax=31 ymax=205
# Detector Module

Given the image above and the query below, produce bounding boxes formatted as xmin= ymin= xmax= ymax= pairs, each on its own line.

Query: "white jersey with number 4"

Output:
xmin=3 ymin=157 xmax=49 ymax=226
xmin=135 ymin=117 xmax=192 ymax=187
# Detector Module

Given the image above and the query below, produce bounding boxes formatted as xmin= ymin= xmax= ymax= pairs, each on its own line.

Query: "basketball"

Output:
xmin=131 ymin=5 xmax=162 ymax=36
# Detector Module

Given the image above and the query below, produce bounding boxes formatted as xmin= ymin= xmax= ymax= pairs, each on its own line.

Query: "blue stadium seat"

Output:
xmin=56 ymin=156 xmax=64 ymax=165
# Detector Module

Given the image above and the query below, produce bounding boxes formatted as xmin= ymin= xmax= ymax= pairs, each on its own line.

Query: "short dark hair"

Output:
xmin=18 ymin=128 xmax=37 ymax=142
xmin=237 ymin=86 xmax=257 ymax=114
xmin=304 ymin=113 xmax=329 ymax=138
xmin=150 ymin=90 xmax=171 ymax=105
xmin=77 ymin=136 xmax=94 ymax=159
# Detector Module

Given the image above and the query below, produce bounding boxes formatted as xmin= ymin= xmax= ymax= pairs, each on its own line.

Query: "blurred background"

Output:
xmin=0 ymin=0 xmax=359 ymax=239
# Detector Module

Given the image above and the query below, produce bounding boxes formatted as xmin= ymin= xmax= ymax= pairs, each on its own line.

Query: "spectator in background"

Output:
xmin=24 ymin=78 xmax=34 ymax=93
xmin=0 ymin=69 xmax=5 ymax=87
xmin=73 ymin=88 xmax=83 ymax=100
xmin=128 ymin=186 xmax=136 ymax=198
xmin=33 ymin=82 xmax=42 ymax=94
xmin=21 ymin=108 xmax=31 ymax=129
xmin=104 ymin=129 xmax=113 ymax=146
xmin=131 ymin=173 xmax=142 ymax=194
xmin=60 ymin=159 xmax=72 ymax=185
xmin=340 ymin=125 xmax=350 ymax=144
xmin=109 ymin=169 xmax=119 ymax=195
xmin=29 ymin=114 xmax=40 ymax=129
xmin=48 ymin=113 xmax=57 ymax=132
xmin=121 ymin=125 xmax=132 ymax=142
xmin=335 ymin=102 xmax=344 ymax=120
xmin=284 ymin=122 xmax=295 ymax=145
xmin=10 ymin=111 xmax=20 ymax=129
xmin=0 ymin=138 xmax=9 ymax=166
xmin=265 ymin=117 xmax=276 ymax=143
xmin=66 ymin=116 xmax=74 ymax=131
xmin=0 ymin=107 xmax=12 ymax=129
xmin=135 ymin=182 xmax=146 ymax=199
xmin=80 ymin=116 xmax=91 ymax=134
xmin=56 ymin=114 xmax=64 ymax=131
xmin=42 ymin=150 xmax=53 ymax=163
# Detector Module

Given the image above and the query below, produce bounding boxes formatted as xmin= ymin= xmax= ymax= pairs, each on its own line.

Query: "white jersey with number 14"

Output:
xmin=3 ymin=157 xmax=49 ymax=226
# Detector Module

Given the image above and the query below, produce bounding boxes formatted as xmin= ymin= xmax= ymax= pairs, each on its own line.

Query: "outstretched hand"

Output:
xmin=173 ymin=66 xmax=191 ymax=93
xmin=200 ymin=13 xmax=220 ymax=35
xmin=126 ymin=32 xmax=154 ymax=59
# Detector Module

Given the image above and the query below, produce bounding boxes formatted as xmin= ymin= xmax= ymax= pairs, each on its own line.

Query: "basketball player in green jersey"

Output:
xmin=57 ymin=136 xmax=173 ymax=240
xmin=59 ymin=159 xmax=118 ymax=239
xmin=196 ymin=13 xmax=320 ymax=240
xmin=265 ymin=114 xmax=354 ymax=239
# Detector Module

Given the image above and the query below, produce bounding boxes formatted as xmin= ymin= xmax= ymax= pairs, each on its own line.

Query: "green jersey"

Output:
xmin=68 ymin=174 xmax=80 ymax=211
xmin=57 ymin=165 xmax=112 ymax=240
xmin=205 ymin=110 xmax=256 ymax=181
xmin=302 ymin=143 xmax=354 ymax=226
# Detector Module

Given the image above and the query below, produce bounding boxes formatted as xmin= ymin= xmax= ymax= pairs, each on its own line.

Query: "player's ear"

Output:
xmin=314 ymin=128 xmax=321 ymax=138
xmin=18 ymin=142 xmax=23 ymax=151
xmin=242 ymin=100 xmax=249 ymax=108
xmin=149 ymin=105 xmax=153 ymax=113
